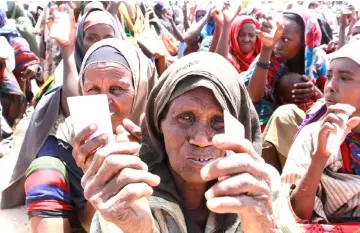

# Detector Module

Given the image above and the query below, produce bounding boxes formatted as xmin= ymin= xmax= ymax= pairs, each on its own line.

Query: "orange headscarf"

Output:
xmin=228 ymin=16 xmax=261 ymax=73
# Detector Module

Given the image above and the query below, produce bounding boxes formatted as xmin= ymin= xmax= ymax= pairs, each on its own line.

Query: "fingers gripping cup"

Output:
xmin=67 ymin=95 xmax=113 ymax=142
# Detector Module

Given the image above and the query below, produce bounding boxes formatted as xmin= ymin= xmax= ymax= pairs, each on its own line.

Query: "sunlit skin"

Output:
xmin=273 ymin=16 xmax=303 ymax=62
xmin=237 ymin=22 xmax=257 ymax=54
xmin=83 ymin=63 xmax=134 ymax=132
xmin=325 ymin=58 xmax=360 ymax=133
xmin=160 ymin=87 xmax=225 ymax=184
xmin=83 ymin=24 xmax=115 ymax=53
xmin=160 ymin=87 xmax=225 ymax=228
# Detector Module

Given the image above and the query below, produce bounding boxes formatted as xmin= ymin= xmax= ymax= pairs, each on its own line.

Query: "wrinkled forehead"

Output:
xmin=168 ymin=75 xmax=229 ymax=112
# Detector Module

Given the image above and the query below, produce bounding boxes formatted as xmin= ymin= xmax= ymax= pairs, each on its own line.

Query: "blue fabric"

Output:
xmin=26 ymin=184 xmax=72 ymax=207
xmin=37 ymin=136 xmax=59 ymax=158
xmin=200 ymin=21 xmax=215 ymax=41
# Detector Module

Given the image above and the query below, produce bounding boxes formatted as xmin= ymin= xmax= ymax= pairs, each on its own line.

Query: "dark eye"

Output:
xmin=177 ymin=113 xmax=194 ymax=123
xmin=326 ymin=73 xmax=332 ymax=80
xmin=86 ymin=36 xmax=98 ymax=42
xmin=110 ymin=86 xmax=123 ymax=93
xmin=340 ymin=76 xmax=352 ymax=81
xmin=87 ymin=86 xmax=101 ymax=93
xmin=211 ymin=116 xmax=224 ymax=130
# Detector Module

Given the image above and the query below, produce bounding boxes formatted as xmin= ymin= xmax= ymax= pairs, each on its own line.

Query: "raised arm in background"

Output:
xmin=247 ymin=18 xmax=283 ymax=102
xmin=214 ymin=3 xmax=242 ymax=56
xmin=182 ymin=6 xmax=213 ymax=46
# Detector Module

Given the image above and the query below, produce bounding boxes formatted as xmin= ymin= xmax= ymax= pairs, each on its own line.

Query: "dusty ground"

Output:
xmin=0 ymin=81 xmax=39 ymax=233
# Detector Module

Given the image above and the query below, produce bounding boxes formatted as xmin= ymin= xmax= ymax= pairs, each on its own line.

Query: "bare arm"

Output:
xmin=168 ymin=17 xmax=185 ymax=42
xmin=210 ymin=20 xmax=223 ymax=53
xmin=30 ymin=217 xmax=71 ymax=233
xmin=182 ymin=3 xmax=190 ymax=31
xmin=290 ymin=153 xmax=327 ymax=220
xmin=338 ymin=25 xmax=346 ymax=49
xmin=107 ymin=1 xmax=122 ymax=17
xmin=78 ymin=202 xmax=97 ymax=232
xmin=247 ymin=46 xmax=273 ymax=102
xmin=183 ymin=9 xmax=211 ymax=45
xmin=214 ymin=4 xmax=241 ymax=57
xmin=61 ymin=47 xmax=79 ymax=117
xmin=247 ymin=19 xmax=284 ymax=102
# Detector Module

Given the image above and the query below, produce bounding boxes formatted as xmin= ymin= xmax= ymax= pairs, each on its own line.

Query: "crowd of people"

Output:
xmin=1 ymin=0 xmax=360 ymax=232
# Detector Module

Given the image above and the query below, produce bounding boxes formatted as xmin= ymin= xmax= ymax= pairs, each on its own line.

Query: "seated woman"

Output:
xmin=34 ymin=7 xmax=120 ymax=107
xmin=281 ymin=40 xmax=360 ymax=232
xmin=244 ymin=11 xmax=328 ymax=172
xmin=72 ymin=52 xmax=299 ymax=232
xmin=0 ymin=8 xmax=40 ymax=127
xmin=214 ymin=14 xmax=262 ymax=74
xmin=245 ymin=11 xmax=327 ymax=130
xmin=22 ymin=38 xmax=157 ymax=233
xmin=0 ymin=7 xmax=124 ymax=211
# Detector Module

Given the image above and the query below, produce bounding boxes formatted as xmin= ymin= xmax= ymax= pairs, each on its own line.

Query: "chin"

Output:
xmin=111 ymin=117 xmax=123 ymax=132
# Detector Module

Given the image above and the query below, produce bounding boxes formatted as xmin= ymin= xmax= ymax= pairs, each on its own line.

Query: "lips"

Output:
xmin=274 ymin=51 xmax=282 ymax=57
xmin=325 ymin=96 xmax=337 ymax=105
xmin=187 ymin=157 xmax=215 ymax=167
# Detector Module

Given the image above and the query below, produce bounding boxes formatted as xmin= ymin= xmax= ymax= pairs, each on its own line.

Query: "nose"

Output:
xmin=188 ymin=123 xmax=213 ymax=148
xmin=104 ymin=93 xmax=114 ymax=105
xmin=243 ymin=35 xmax=250 ymax=42
xmin=274 ymin=40 xmax=283 ymax=51
xmin=325 ymin=76 xmax=337 ymax=93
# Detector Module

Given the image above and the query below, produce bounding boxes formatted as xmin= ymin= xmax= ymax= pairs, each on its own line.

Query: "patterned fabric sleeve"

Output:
xmin=25 ymin=154 xmax=73 ymax=218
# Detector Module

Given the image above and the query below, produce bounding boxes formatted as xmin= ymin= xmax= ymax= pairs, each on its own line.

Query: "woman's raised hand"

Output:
xmin=256 ymin=16 xmax=284 ymax=48
xmin=201 ymin=134 xmax=279 ymax=233
xmin=72 ymin=123 xmax=160 ymax=233
xmin=72 ymin=118 xmax=142 ymax=172
xmin=222 ymin=1 xmax=242 ymax=26
xmin=47 ymin=4 xmax=77 ymax=53
xmin=316 ymin=104 xmax=360 ymax=157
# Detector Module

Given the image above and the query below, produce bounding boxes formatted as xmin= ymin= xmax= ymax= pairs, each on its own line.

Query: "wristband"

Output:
xmin=256 ymin=61 xmax=271 ymax=70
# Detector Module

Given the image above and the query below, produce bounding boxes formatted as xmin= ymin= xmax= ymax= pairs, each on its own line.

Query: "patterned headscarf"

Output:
xmin=243 ymin=11 xmax=328 ymax=127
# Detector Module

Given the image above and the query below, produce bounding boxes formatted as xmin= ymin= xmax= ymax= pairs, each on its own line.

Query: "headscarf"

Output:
xmin=140 ymin=52 xmax=261 ymax=206
xmin=0 ymin=7 xmax=22 ymax=44
xmin=83 ymin=10 xmax=116 ymax=32
xmin=228 ymin=16 xmax=262 ymax=73
xmin=0 ymin=6 xmax=6 ymax=27
xmin=243 ymin=11 xmax=328 ymax=127
xmin=75 ymin=8 xmax=119 ymax=72
xmin=78 ymin=38 xmax=158 ymax=126
xmin=282 ymin=40 xmax=360 ymax=224
xmin=1 ymin=38 xmax=157 ymax=208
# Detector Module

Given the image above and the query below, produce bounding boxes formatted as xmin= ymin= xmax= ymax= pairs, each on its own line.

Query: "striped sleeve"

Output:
xmin=25 ymin=156 xmax=73 ymax=218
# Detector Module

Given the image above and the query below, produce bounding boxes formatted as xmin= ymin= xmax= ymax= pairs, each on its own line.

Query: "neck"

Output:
xmin=173 ymin=176 xmax=208 ymax=211
xmin=286 ymin=52 xmax=304 ymax=74
xmin=171 ymin=171 xmax=210 ymax=230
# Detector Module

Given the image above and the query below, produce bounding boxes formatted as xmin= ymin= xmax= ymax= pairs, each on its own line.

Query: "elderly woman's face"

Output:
xmin=84 ymin=25 xmax=115 ymax=53
xmin=83 ymin=63 xmax=134 ymax=132
xmin=237 ymin=22 xmax=257 ymax=54
xmin=160 ymin=87 xmax=225 ymax=183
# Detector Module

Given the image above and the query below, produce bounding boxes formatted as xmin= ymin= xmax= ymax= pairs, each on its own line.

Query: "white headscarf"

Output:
xmin=0 ymin=36 xmax=15 ymax=71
